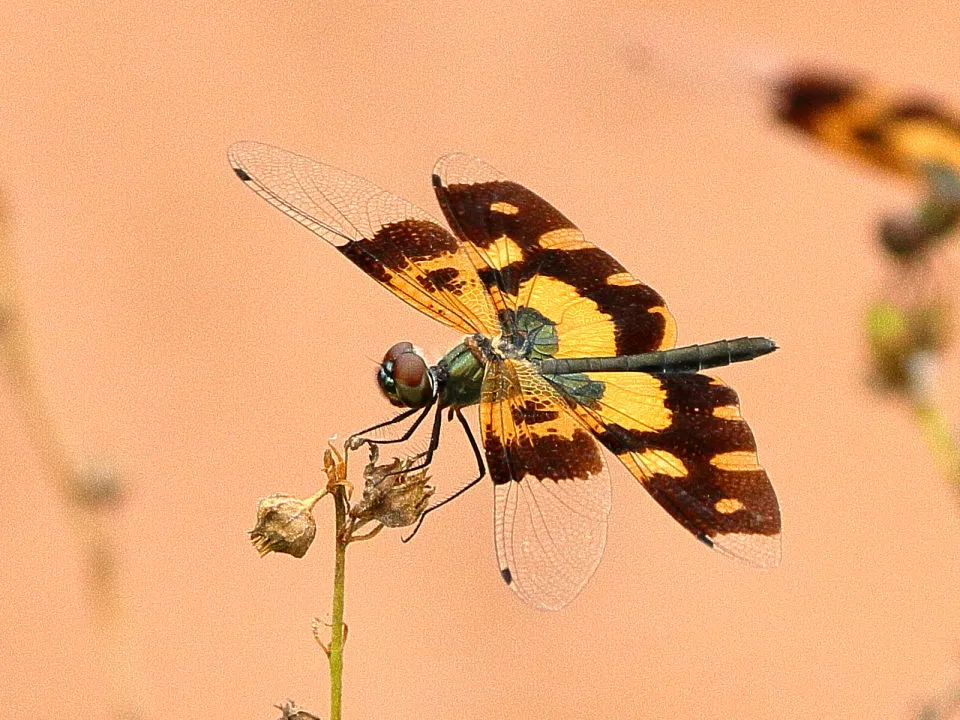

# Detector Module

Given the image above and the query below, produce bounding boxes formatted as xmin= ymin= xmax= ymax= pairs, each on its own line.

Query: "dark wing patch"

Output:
xmin=229 ymin=142 xmax=499 ymax=336
xmin=432 ymin=154 xmax=676 ymax=355
xmin=775 ymin=73 xmax=859 ymax=132
xmin=774 ymin=72 xmax=960 ymax=181
xmin=563 ymin=371 xmax=781 ymax=567
xmin=481 ymin=357 xmax=611 ymax=610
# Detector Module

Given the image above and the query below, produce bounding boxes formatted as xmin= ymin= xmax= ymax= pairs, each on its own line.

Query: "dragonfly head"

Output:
xmin=377 ymin=342 xmax=436 ymax=409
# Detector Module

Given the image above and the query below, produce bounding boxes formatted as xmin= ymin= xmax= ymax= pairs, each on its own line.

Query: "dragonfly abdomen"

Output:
xmin=539 ymin=337 xmax=777 ymax=375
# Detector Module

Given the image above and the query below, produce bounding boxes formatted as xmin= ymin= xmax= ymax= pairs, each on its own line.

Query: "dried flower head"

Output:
xmin=250 ymin=494 xmax=318 ymax=558
xmin=879 ymin=200 xmax=959 ymax=260
xmin=275 ymin=700 xmax=321 ymax=720
xmin=69 ymin=463 xmax=125 ymax=509
xmin=322 ymin=441 xmax=351 ymax=496
xmin=866 ymin=298 xmax=952 ymax=397
xmin=351 ymin=445 xmax=434 ymax=528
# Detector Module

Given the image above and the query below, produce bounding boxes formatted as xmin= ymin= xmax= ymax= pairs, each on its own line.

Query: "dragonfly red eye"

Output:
xmin=392 ymin=349 xmax=435 ymax=408
xmin=383 ymin=341 xmax=414 ymax=365
xmin=393 ymin=351 xmax=427 ymax=388
xmin=377 ymin=343 xmax=434 ymax=409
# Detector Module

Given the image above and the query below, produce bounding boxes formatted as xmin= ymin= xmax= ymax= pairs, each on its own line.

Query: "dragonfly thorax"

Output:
xmin=377 ymin=341 xmax=437 ymax=409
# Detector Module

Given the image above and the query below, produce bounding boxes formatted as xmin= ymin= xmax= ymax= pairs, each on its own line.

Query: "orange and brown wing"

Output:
xmin=481 ymin=357 xmax=611 ymax=610
xmin=563 ymin=371 xmax=781 ymax=567
xmin=229 ymin=142 xmax=499 ymax=336
xmin=432 ymin=154 xmax=676 ymax=356
xmin=775 ymin=72 xmax=960 ymax=181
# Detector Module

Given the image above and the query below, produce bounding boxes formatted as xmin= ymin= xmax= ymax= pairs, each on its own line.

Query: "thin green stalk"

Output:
xmin=911 ymin=398 xmax=960 ymax=499
xmin=329 ymin=486 xmax=349 ymax=720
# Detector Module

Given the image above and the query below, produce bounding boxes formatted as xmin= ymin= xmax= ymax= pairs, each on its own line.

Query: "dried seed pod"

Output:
xmin=250 ymin=494 xmax=318 ymax=558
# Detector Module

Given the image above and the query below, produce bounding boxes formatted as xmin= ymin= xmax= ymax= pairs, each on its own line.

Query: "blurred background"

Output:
xmin=2 ymin=0 xmax=959 ymax=718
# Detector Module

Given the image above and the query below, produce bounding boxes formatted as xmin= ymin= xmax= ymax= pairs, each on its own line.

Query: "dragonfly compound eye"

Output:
xmin=376 ymin=342 xmax=434 ymax=408
xmin=383 ymin=341 xmax=414 ymax=365
xmin=392 ymin=351 xmax=435 ymax=408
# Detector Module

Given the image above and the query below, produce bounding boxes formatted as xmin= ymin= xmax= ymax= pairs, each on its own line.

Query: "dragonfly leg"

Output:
xmin=402 ymin=408 xmax=486 ymax=542
xmin=384 ymin=402 xmax=444 ymax=476
xmin=347 ymin=400 xmax=435 ymax=450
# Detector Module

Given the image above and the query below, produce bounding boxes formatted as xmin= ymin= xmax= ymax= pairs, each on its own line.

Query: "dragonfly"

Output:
xmin=229 ymin=143 xmax=782 ymax=610
xmin=774 ymin=71 xmax=960 ymax=255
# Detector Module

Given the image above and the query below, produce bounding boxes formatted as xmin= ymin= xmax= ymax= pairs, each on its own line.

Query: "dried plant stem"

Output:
xmin=911 ymin=397 xmax=960 ymax=500
xmin=328 ymin=484 xmax=349 ymax=720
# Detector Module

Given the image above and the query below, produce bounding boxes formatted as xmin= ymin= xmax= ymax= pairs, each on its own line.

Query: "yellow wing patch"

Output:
xmin=483 ymin=235 xmax=526 ymax=271
xmin=578 ymin=372 xmax=673 ymax=433
xmin=538 ymin=228 xmax=594 ymax=251
xmin=715 ymin=498 xmax=746 ymax=515
xmin=710 ymin=450 xmax=762 ymax=471
xmin=490 ymin=201 xmax=519 ymax=215
xmin=518 ymin=275 xmax=618 ymax=357
xmin=636 ymin=449 xmax=688 ymax=478
xmin=606 ymin=272 xmax=641 ymax=286
xmin=712 ymin=405 xmax=742 ymax=420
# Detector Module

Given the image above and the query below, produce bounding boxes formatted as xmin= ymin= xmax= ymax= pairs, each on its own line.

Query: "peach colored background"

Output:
xmin=2 ymin=1 xmax=960 ymax=718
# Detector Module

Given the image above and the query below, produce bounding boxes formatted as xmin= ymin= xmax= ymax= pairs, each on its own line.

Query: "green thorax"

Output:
xmin=435 ymin=306 xmax=604 ymax=409
xmin=436 ymin=340 xmax=485 ymax=409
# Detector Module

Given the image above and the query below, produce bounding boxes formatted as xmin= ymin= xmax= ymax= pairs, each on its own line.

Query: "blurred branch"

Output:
xmin=912 ymin=400 xmax=960 ymax=498
xmin=0 ymin=194 xmax=137 ymax=719
xmin=918 ymin=680 xmax=960 ymax=720
xmin=866 ymin=274 xmax=958 ymax=504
